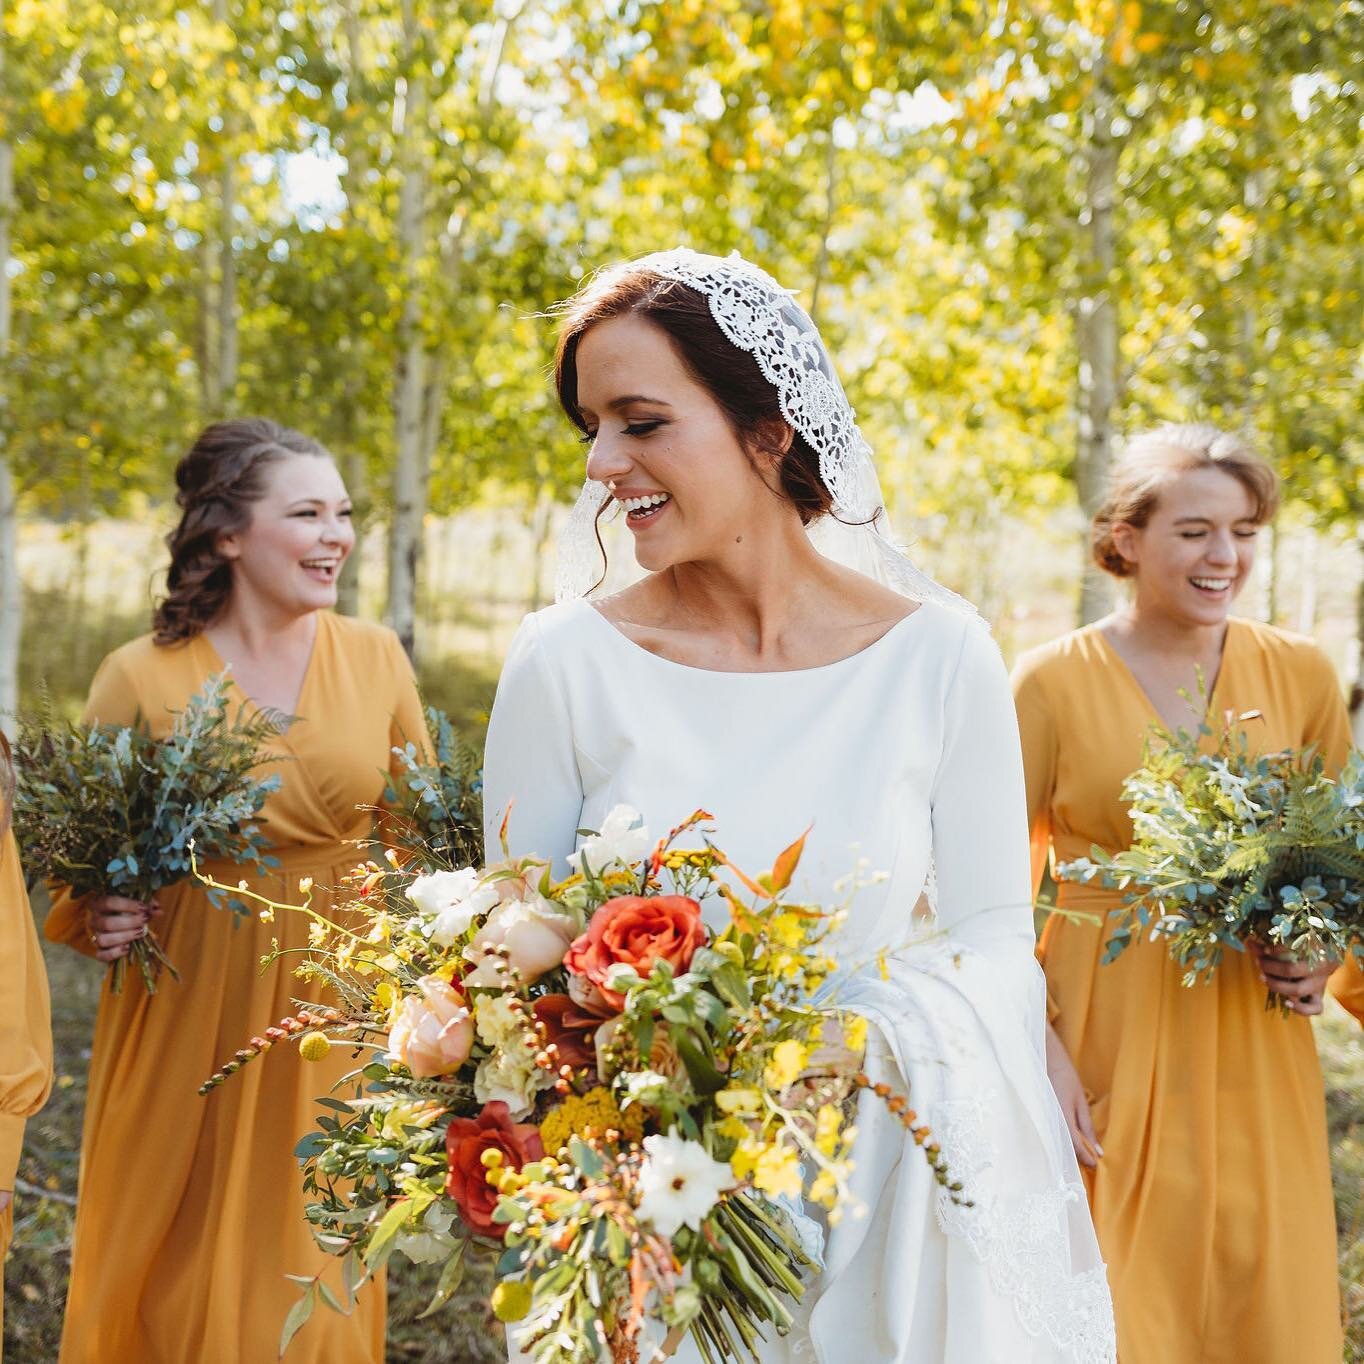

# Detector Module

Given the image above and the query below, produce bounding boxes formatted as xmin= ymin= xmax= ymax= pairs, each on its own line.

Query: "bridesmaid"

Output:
xmin=0 ymin=732 xmax=54 ymax=1337
xmin=1012 ymin=422 xmax=1362 ymax=1363
xmin=45 ymin=419 xmax=428 ymax=1363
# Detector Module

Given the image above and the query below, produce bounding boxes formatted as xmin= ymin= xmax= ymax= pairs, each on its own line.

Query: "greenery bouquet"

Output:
xmin=12 ymin=673 xmax=284 ymax=992
xmin=378 ymin=702 xmax=483 ymax=869
xmin=199 ymin=807 xmax=964 ymax=1362
xmin=1058 ymin=709 xmax=1364 ymax=1011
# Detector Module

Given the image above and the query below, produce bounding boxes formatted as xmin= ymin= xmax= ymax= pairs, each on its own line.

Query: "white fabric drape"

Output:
xmin=485 ymin=597 xmax=1115 ymax=1363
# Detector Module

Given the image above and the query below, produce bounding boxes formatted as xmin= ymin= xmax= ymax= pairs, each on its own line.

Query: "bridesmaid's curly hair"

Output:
xmin=152 ymin=419 xmax=332 ymax=645
xmin=1091 ymin=422 xmax=1279 ymax=579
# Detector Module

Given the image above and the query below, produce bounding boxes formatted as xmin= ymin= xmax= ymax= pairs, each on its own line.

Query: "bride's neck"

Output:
xmin=661 ymin=531 xmax=838 ymax=644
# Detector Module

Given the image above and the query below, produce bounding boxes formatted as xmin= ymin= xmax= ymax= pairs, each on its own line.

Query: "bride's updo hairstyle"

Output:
xmin=554 ymin=263 xmax=835 ymax=526
xmin=153 ymin=418 xmax=332 ymax=645
xmin=1090 ymin=421 xmax=1279 ymax=578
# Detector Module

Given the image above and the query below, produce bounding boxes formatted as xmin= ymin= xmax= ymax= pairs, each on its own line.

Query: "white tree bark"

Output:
xmin=0 ymin=117 xmax=20 ymax=735
xmin=1075 ymin=73 xmax=1119 ymax=626
xmin=387 ymin=0 xmax=429 ymax=658
xmin=215 ymin=0 xmax=238 ymax=404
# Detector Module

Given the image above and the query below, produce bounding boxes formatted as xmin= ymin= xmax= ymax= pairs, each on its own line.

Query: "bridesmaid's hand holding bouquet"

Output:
xmin=11 ymin=673 xmax=284 ymax=991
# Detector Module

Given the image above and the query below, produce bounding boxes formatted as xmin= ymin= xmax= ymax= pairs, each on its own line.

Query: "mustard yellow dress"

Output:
xmin=1012 ymin=617 xmax=1362 ymax=1363
xmin=45 ymin=612 xmax=427 ymax=1364
xmin=1 ymin=826 xmax=54 ymax=1340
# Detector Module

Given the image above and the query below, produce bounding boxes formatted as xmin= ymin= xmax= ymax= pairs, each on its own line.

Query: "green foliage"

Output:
xmin=379 ymin=702 xmax=485 ymax=871
xmin=1060 ymin=715 xmax=1364 ymax=1001
xmin=11 ymin=673 xmax=283 ymax=990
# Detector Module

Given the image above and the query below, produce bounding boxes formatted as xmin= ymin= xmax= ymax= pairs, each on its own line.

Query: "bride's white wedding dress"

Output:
xmin=483 ymin=596 xmax=1116 ymax=1364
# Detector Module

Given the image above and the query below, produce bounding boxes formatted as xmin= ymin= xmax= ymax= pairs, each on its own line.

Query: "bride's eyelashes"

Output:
xmin=577 ymin=419 xmax=667 ymax=447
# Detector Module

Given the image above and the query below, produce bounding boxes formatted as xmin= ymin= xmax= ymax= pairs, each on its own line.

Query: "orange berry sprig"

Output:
xmin=852 ymin=1073 xmax=972 ymax=1207
xmin=198 ymin=1007 xmax=348 ymax=1095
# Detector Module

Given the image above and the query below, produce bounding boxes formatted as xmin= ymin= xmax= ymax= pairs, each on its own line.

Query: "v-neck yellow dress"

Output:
xmin=45 ymin=612 xmax=427 ymax=1364
xmin=1012 ymin=617 xmax=1362 ymax=1363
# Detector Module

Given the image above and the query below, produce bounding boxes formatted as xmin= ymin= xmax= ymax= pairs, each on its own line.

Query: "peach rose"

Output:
xmin=563 ymin=895 xmax=706 ymax=1010
xmin=388 ymin=976 xmax=475 ymax=1078
xmin=462 ymin=896 xmax=577 ymax=988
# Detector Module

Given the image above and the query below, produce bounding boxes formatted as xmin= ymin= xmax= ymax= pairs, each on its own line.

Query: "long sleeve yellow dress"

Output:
xmin=45 ymin=611 xmax=428 ymax=1364
xmin=1012 ymin=616 xmax=1362 ymax=1363
xmin=1 ymin=826 xmax=54 ymax=1340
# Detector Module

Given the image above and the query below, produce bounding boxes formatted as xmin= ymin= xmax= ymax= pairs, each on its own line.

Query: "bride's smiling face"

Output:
xmin=575 ymin=313 xmax=791 ymax=573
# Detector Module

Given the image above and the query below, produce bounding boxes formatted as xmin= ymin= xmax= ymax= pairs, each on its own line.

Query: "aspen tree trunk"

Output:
xmin=0 ymin=85 xmax=20 ymax=734
xmin=215 ymin=0 xmax=238 ymax=404
xmin=1074 ymin=73 xmax=1119 ymax=626
xmin=335 ymin=0 xmax=370 ymax=618
xmin=388 ymin=0 xmax=429 ymax=659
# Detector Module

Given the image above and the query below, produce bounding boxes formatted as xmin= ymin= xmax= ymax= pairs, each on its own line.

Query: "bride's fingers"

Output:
xmin=1074 ymin=1097 xmax=1103 ymax=1166
xmin=1067 ymin=1110 xmax=1097 ymax=1169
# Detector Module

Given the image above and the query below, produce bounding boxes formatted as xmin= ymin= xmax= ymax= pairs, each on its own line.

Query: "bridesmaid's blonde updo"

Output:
xmin=1090 ymin=422 xmax=1279 ymax=578
xmin=153 ymin=418 xmax=331 ymax=645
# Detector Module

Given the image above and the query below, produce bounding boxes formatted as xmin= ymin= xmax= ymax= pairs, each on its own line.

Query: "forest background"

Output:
xmin=1 ymin=0 xmax=1361 ymax=1359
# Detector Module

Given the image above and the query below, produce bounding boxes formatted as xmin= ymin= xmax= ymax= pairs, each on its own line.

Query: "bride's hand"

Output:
xmin=83 ymin=894 xmax=158 ymax=963
xmin=1247 ymin=940 xmax=1339 ymax=1016
xmin=1045 ymin=1023 xmax=1102 ymax=1169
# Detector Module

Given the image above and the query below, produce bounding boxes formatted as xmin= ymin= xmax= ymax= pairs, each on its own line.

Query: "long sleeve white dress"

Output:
xmin=483 ymin=596 xmax=1115 ymax=1364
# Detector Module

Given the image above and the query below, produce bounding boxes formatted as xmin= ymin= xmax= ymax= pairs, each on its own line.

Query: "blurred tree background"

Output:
xmin=1 ymin=0 xmax=1361 ymax=1357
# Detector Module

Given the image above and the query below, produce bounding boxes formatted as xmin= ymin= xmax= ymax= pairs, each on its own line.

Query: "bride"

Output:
xmin=482 ymin=249 xmax=1115 ymax=1363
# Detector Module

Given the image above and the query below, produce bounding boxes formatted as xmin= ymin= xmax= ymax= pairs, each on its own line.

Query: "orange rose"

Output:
xmin=563 ymin=895 xmax=706 ymax=1010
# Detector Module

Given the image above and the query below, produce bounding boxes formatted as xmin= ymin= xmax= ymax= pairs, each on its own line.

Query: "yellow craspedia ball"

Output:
xmin=491 ymin=1280 xmax=533 ymax=1323
xmin=298 ymin=1031 xmax=331 ymax=1062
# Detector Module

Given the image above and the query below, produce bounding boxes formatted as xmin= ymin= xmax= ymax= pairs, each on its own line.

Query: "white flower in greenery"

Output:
xmin=567 ymin=804 xmax=650 ymax=875
xmin=395 ymin=1202 xmax=460 ymax=1264
xmin=636 ymin=1133 xmax=735 ymax=1237
xmin=406 ymin=867 xmax=499 ymax=947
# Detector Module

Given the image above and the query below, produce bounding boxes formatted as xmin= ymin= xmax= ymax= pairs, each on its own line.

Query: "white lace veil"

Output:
xmin=553 ymin=247 xmax=979 ymax=621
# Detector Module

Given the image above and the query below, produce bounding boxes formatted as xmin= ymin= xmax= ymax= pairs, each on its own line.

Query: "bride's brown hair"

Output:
xmin=554 ymin=265 xmax=835 ymax=527
xmin=153 ymin=418 xmax=332 ymax=645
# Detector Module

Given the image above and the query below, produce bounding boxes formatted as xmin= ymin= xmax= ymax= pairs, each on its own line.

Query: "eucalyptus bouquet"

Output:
xmin=199 ymin=808 xmax=963 ymax=1362
xmin=12 ymin=673 xmax=283 ymax=992
xmin=1059 ymin=710 xmax=1364 ymax=1010
xmin=378 ymin=703 xmax=483 ymax=868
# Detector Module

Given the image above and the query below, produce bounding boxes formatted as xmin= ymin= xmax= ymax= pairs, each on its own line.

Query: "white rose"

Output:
xmin=406 ymin=867 xmax=499 ymax=947
xmin=567 ymin=804 xmax=650 ymax=876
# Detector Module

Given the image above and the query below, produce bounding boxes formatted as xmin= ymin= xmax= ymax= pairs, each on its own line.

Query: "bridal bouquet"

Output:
xmin=11 ymin=674 xmax=283 ymax=991
xmin=199 ymin=808 xmax=963 ymax=1361
xmin=1058 ymin=710 xmax=1364 ymax=1010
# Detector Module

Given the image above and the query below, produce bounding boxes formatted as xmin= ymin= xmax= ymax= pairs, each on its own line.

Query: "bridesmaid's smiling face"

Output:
xmin=574 ymin=313 xmax=797 ymax=573
xmin=1111 ymin=466 xmax=1261 ymax=627
xmin=216 ymin=454 xmax=355 ymax=619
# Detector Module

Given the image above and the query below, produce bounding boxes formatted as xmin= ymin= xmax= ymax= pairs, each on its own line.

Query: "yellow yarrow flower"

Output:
xmin=764 ymin=1039 xmax=809 ymax=1091
xmin=538 ymin=1087 xmax=642 ymax=1155
xmin=843 ymin=1014 xmax=868 ymax=1057
xmin=753 ymin=1142 xmax=802 ymax=1200
xmin=815 ymin=1104 xmax=842 ymax=1157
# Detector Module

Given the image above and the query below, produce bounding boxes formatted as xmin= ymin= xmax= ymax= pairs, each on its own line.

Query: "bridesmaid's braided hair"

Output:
xmin=1091 ymin=422 xmax=1279 ymax=579
xmin=153 ymin=418 xmax=331 ymax=645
